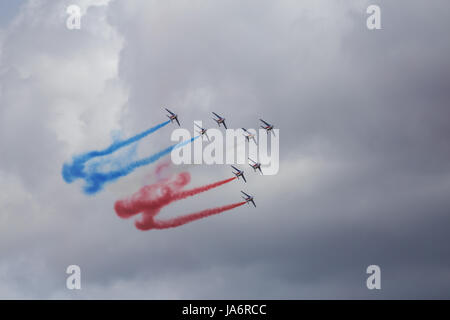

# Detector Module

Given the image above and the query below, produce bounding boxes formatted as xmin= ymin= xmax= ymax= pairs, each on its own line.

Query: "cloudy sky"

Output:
xmin=0 ymin=0 xmax=449 ymax=299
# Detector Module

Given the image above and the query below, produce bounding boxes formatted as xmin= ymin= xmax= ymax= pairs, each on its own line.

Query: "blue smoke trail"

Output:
xmin=86 ymin=142 xmax=138 ymax=176
xmin=62 ymin=121 xmax=170 ymax=183
xmin=82 ymin=136 xmax=199 ymax=194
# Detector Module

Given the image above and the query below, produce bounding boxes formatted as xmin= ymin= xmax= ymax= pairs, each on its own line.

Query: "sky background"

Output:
xmin=0 ymin=0 xmax=450 ymax=299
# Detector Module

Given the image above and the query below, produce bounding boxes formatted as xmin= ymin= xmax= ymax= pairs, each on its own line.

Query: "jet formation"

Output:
xmin=163 ymin=108 xmax=276 ymax=209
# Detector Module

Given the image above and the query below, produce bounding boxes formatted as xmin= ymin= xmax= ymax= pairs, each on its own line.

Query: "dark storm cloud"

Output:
xmin=1 ymin=0 xmax=450 ymax=298
xmin=101 ymin=0 xmax=450 ymax=298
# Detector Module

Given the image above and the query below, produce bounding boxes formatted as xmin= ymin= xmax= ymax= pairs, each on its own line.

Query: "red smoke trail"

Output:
xmin=135 ymin=202 xmax=246 ymax=230
xmin=114 ymin=172 xmax=190 ymax=219
xmin=142 ymin=160 xmax=172 ymax=183
xmin=114 ymin=169 xmax=241 ymax=230
xmin=154 ymin=160 xmax=172 ymax=180
xmin=173 ymin=177 xmax=236 ymax=201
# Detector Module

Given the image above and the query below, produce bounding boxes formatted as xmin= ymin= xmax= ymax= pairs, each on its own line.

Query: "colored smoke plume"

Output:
xmin=135 ymin=202 xmax=246 ymax=230
xmin=62 ymin=120 xmax=198 ymax=194
xmin=114 ymin=171 xmax=241 ymax=230
xmin=62 ymin=121 xmax=170 ymax=184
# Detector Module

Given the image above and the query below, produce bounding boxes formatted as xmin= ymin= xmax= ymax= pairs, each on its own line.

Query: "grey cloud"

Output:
xmin=0 ymin=0 xmax=450 ymax=299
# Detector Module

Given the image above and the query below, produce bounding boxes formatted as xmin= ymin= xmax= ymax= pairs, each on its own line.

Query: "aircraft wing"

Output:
xmin=223 ymin=121 xmax=227 ymax=129
xmin=242 ymin=128 xmax=249 ymax=133
xmin=195 ymin=123 xmax=202 ymax=129
xmin=248 ymin=157 xmax=256 ymax=163
xmin=165 ymin=108 xmax=175 ymax=116
xmin=231 ymin=165 xmax=239 ymax=171
xmin=260 ymin=119 xmax=271 ymax=126
xmin=241 ymin=191 xmax=250 ymax=197
xmin=212 ymin=112 xmax=221 ymax=119
xmin=205 ymin=132 xmax=209 ymax=141
xmin=175 ymin=118 xmax=180 ymax=126
xmin=258 ymin=167 xmax=263 ymax=175
xmin=242 ymin=174 xmax=247 ymax=183
xmin=250 ymin=199 xmax=256 ymax=207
